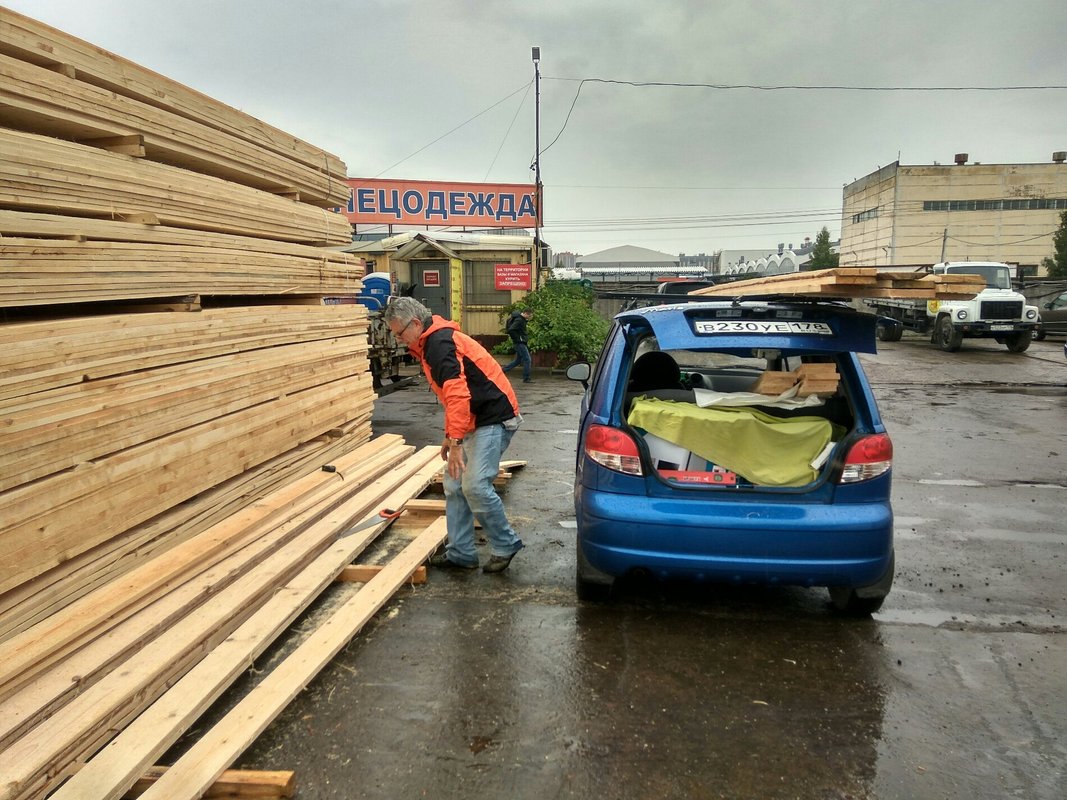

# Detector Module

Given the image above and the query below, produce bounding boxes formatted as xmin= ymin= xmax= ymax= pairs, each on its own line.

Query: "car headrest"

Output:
xmin=628 ymin=350 xmax=682 ymax=392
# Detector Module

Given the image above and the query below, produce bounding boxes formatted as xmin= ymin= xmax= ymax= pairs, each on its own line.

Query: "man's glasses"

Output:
xmin=392 ymin=319 xmax=417 ymax=338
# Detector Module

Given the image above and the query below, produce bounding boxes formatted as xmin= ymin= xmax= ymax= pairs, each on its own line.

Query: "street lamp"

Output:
xmin=532 ymin=46 xmax=542 ymax=285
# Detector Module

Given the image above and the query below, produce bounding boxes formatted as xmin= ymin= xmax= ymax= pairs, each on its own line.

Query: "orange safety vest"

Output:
xmin=407 ymin=315 xmax=520 ymax=440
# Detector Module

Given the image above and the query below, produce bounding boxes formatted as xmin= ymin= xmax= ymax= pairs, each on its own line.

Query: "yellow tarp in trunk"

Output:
xmin=627 ymin=396 xmax=842 ymax=487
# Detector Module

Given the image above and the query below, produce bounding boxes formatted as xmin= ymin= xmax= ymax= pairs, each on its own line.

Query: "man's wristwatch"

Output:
xmin=446 ymin=437 xmax=463 ymax=447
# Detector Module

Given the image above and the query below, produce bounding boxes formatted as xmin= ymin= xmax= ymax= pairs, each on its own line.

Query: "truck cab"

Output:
xmin=927 ymin=262 xmax=1038 ymax=352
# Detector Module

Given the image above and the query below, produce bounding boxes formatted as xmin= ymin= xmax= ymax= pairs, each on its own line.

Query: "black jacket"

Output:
xmin=505 ymin=311 xmax=529 ymax=345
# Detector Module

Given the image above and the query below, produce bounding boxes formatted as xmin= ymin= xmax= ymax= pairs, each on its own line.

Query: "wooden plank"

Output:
xmin=0 ymin=418 xmax=372 ymax=643
xmin=0 ymin=442 xmax=410 ymax=755
xmin=0 ymin=129 xmax=352 ymax=246
xmin=0 ymin=437 xmax=409 ymax=711
xmin=0 ymin=374 xmax=372 ymax=595
xmin=336 ymin=565 xmax=428 ymax=584
xmin=689 ymin=267 xmax=984 ymax=301
xmin=125 ymin=767 xmax=295 ymax=799
xmin=0 ymin=8 xmax=347 ymax=181
xmin=0 ymin=305 xmax=368 ymax=402
xmin=0 ymin=54 xmax=348 ymax=207
xmin=1 ymin=341 xmax=369 ymax=492
xmin=133 ymin=517 xmax=450 ymax=800
xmin=37 ymin=452 xmax=444 ymax=800
xmin=0 ymin=238 xmax=364 ymax=306
xmin=0 ymin=211 xmax=365 ymax=267
xmin=401 ymin=498 xmax=448 ymax=514
xmin=0 ymin=450 xmax=441 ymax=800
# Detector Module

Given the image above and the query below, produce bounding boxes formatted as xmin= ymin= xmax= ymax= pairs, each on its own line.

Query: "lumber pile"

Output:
xmin=751 ymin=363 xmax=840 ymax=398
xmin=0 ymin=10 xmax=459 ymax=800
xmin=689 ymin=267 xmax=986 ymax=300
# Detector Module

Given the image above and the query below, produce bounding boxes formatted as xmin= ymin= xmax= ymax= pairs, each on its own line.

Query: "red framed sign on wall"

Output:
xmin=494 ymin=263 xmax=532 ymax=291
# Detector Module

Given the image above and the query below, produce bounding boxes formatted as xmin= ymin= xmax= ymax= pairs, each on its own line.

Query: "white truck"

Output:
xmin=865 ymin=262 xmax=1039 ymax=353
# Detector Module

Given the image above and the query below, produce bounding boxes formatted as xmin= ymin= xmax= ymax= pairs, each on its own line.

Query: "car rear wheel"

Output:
xmin=828 ymin=587 xmax=886 ymax=617
xmin=828 ymin=553 xmax=894 ymax=617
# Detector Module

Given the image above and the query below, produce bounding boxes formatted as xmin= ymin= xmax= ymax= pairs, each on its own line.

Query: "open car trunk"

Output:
xmin=622 ymin=349 xmax=857 ymax=490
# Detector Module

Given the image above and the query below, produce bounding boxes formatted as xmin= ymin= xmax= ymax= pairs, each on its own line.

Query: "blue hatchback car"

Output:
xmin=567 ymin=299 xmax=894 ymax=615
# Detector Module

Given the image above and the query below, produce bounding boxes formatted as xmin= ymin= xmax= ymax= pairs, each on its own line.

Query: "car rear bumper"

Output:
xmin=577 ymin=488 xmax=893 ymax=587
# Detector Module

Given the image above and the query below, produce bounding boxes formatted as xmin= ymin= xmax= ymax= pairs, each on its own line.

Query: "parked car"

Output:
xmin=567 ymin=299 xmax=894 ymax=615
xmin=1033 ymin=291 xmax=1067 ymax=340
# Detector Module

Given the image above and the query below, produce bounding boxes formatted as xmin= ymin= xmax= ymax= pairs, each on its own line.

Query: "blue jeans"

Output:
xmin=503 ymin=343 xmax=531 ymax=381
xmin=441 ymin=424 xmax=523 ymax=566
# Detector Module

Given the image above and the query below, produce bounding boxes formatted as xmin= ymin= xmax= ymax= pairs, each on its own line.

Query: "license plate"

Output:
xmin=989 ymin=324 xmax=1012 ymax=331
xmin=694 ymin=320 xmax=833 ymax=335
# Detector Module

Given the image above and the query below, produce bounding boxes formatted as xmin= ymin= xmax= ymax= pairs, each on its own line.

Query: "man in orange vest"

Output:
xmin=384 ymin=297 xmax=524 ymax=573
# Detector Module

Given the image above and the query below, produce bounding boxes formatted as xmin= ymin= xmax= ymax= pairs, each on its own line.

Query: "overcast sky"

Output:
xmin=7 ymin=0 xmax=1067 ymax=257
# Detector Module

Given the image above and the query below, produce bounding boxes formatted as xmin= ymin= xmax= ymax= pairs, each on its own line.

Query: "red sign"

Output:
xmin=494 ymin=263 xmax=532 ymax=291
xmin=339 ymin=178 xmax=539 ymax=228
xmin=422 ymin=270 xmax=441 ymax=287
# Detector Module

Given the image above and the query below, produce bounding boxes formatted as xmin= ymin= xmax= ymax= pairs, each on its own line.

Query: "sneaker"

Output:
xmin=483 ymin=550 xmax=520 ymax=573
xmin=428 ymin=551 xmax=478 ymax=570
xmin=522 ymin=378 xmax=533 ymax=383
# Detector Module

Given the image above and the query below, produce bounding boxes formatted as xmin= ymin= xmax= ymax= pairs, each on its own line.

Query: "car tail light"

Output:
xmin=584 ymin=424 xmax=644 ymax=476
xmin=839 ymin=433 xmax=892 ymax=483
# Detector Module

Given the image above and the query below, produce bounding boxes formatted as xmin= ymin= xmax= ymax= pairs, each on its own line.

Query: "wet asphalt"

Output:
xmin=217 ymin=334 xmax=1066 ymax=799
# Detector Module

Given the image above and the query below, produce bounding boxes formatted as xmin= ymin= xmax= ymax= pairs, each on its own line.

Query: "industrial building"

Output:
xmin=840 ymin=153 xmax=1067 ymax=275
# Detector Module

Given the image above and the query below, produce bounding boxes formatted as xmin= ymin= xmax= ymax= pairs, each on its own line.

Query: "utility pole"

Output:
xmin=532 ymin=46 xmax=542 ymax=286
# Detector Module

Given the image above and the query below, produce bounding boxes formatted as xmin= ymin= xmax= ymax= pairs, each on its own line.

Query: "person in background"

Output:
xmin=384 ymin=297 xmax=524 ymax=573
xmin=502 ymin=308 xmax=534 ymax=383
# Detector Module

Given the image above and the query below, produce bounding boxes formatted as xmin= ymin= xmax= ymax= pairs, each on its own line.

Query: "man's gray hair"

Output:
xmin=384 ymin=296 xmax=432 ymax=328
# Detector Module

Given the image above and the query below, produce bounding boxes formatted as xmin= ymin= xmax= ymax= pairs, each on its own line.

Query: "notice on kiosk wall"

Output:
xmin=495 ymin=263 xmax=532 ymax=291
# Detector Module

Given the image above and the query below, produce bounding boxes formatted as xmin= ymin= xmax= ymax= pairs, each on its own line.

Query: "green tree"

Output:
xmin=1041 ymin=209 xmax=1067 ymax=278
xmin=496 ymin=280 xmax=609 ymax=365
xmin=806 ymin=227 xmax=839 ymax=271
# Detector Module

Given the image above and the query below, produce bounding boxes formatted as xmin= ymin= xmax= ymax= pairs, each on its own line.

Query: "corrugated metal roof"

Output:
xmin=578 ymin=245 xmax=679 ymax=264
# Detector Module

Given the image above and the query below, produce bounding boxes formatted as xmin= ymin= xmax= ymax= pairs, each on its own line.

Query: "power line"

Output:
xmin=485 ymin=81 xmax=533 ymax=181
xmin=550 ymin=183 xmax=841 ymax=191
xmin=541 ymin=75 xmax=1067 ymax=160
xmin=373 ymin=81 xmax=532 ymax=178
xmin=548 ymin=76 xmax=1067 ymax=91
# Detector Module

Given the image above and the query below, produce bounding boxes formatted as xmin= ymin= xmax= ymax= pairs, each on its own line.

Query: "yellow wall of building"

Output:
xmin=841 ymin=162 xmax=1067 ymax=273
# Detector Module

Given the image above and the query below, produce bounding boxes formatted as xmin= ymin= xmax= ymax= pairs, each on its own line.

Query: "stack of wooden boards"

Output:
xmin=0 ymin=8 xmax=448 ymax=799
xmin=689 ymin=267 xmax=986 ymax=300
xmin=752 ymin=363 xmax=840 ymax=398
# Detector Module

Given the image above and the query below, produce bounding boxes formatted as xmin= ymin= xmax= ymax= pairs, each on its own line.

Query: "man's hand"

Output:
xmin=441 ymin=438 xmax=466 ymax=479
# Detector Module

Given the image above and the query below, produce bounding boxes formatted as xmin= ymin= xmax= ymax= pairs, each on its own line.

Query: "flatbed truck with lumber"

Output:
xmin=863 ymin=262 xmax=1039 ymax=353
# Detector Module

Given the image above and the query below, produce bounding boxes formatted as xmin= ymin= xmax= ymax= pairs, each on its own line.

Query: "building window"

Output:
xmin=923 ymin=198 xmax=1067 ymax=212
xmin=463 ymin=261 xmax=513 ymax=306
xmin=852 ymin=208 xmax=880 ymax=223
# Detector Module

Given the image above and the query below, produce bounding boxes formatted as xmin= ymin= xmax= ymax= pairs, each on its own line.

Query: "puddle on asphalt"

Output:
xmin=988 ymin=386 xmax=1067 ymax=397
xmin=918 ymin=478 xmax=985 ymax=487
xmin=876 ymin=607 xmax=1059 ymax=630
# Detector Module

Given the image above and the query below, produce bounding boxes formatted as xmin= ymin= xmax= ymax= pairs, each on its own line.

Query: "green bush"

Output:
xmin=495 ymin=281 xmax=610 ymax=364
